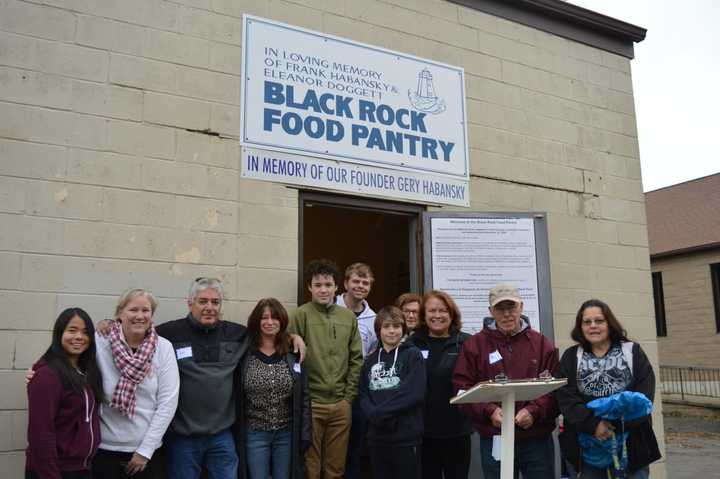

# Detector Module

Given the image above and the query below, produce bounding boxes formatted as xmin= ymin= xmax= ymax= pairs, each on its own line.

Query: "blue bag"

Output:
xmin=577 ymin=391 xmax=653 ymax=472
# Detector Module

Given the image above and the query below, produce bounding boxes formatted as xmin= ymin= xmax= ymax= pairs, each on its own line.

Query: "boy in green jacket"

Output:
xmin=289 ymin=258 xmax=364 ymax=479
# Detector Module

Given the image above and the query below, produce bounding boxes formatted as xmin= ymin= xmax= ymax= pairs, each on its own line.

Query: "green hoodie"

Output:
xmin=289 ymin=301 xmax=363 ymax=404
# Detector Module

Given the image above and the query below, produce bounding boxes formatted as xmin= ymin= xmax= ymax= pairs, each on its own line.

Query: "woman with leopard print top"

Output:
xmin=234 ymin=298 xmax=311 ymax=479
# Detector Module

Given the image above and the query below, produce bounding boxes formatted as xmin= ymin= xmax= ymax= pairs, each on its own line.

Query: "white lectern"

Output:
xmin=450 ymin=378 xmax=567 ymax=479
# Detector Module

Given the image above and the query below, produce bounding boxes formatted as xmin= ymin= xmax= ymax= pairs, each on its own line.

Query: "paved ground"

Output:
xmin=663 ymin=402 xmax=720 ymax=478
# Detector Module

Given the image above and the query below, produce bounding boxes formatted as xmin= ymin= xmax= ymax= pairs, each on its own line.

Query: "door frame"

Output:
xmin=297 ymin=190 xmax=426 ymax=305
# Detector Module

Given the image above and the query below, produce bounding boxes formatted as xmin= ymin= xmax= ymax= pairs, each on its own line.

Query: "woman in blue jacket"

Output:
xmin=358 ymin=306 xmax=426 ymax=479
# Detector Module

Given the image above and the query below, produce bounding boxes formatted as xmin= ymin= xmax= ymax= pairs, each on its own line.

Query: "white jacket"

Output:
xmin=95 ymin=332 xmax=180 ymax=459
xmin=336 ymin=294 xmax=377 ymax=358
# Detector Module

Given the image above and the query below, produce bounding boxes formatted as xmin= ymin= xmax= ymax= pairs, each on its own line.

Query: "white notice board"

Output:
xmin=423 ymin=213 xmax=553 ymax=337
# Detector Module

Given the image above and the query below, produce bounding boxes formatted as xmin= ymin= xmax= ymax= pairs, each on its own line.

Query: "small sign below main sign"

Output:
xmin=242 ymin=147 xmax=469 ymax=207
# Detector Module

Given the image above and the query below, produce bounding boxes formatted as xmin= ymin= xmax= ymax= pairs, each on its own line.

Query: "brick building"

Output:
xmin=0 ymin=0 xmax=665 ymax=476
xmin=647 ymin=173 xmax=720 ymax=368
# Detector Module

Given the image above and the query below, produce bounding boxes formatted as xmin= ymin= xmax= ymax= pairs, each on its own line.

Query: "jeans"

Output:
xmin=165 ymin=428 xmax=239 ymax=479
xmin=570 ymin=463 xmax=650 ymax=479
xmin=479 ymin=436 xmax=555 ymax=479
xmin=246 ymin=427 xmax=292 ymax=479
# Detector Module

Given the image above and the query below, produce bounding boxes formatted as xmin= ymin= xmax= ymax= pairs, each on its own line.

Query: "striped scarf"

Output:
xmin=109 ymin=320 xmax=158 ymax=417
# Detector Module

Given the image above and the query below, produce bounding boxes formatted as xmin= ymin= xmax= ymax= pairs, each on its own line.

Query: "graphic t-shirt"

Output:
xmin=369 ymin=347 xmax=403 ymax=391
xmin=577 ymin=344 xmax=632 ymax=398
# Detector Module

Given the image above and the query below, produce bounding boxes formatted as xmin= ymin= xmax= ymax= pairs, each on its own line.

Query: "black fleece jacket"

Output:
xmin=556 ymin=342 xmax=661 ymax=473
xmin=407 ymin=328 xmax=472 ymax=439
xmin=358 ymin=342 xmax=426 ymax=446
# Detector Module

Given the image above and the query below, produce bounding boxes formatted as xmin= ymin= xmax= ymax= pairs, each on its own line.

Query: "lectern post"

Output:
xmin=450 ymin=378 xmax=566 ymax=479
xmin=500 ymin=389 xmax=516 ymax=479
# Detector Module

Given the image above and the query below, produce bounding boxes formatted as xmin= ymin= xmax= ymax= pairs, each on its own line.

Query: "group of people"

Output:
xmin=26 ymin=259 xmax=660 ymax=479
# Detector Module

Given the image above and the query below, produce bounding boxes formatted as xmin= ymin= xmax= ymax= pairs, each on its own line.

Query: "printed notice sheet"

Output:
xmin=430 ymin=217 xmax=540 ymax=333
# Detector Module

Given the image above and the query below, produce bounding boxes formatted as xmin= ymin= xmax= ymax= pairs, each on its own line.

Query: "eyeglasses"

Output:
xmin=402 ymin=309 xmax=419 ymax=316
xmin=493 ymin=303 xmax=518 ymax=312
xmin=582 ymin=318 xmax=607 ymax=326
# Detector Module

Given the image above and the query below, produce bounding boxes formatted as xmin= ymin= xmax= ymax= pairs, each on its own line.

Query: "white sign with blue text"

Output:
xmin=242 ymin=147 xmax=469 ymax=207
xmin=240 ymin=16 xmax=469 ymax=206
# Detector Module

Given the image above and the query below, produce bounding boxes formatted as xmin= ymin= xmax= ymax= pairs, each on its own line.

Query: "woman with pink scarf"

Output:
xmin=93 ymin=289 xmax=180 ymax=478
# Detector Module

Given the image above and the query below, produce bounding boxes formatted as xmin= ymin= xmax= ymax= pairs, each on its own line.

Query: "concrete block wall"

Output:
xmin=653 ymin=250 xmax=720 ymax=368
xmin=0 ymin=0 xmax=663 ymax=476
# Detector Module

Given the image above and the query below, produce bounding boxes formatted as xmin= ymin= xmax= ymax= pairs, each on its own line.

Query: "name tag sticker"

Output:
xmin=293 ymin=363 xmax=301 ymax=373
xmin=176 ymin=346 xmax=193 ymax=360
xmin=492 ymin=435 xmax=502 ymax=460
xmin=421 ymin=350 xmax=429 ymax=359
xmin=489 ymin=350 xmax=502 ymax=364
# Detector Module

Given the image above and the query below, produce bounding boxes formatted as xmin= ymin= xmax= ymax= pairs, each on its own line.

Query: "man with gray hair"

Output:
xmin=453 ymin=283 xmax=559 ymax=479
xmin=157 ymin=277 xmax=304 ymax=479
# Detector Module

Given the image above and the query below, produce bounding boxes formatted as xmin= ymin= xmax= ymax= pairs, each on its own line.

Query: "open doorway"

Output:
xmin=298 ymin=191 xmax=425 ymax=308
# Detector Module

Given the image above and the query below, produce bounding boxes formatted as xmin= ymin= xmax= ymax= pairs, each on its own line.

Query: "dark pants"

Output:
xmin=479 ymin=436 xmax=555 ymax=479
xmin=92 ymin=448 xmax=160 ymax=479
xmin=369 ymin=445 xmax=421 ymax=479
xmin=26 ymin=470 xmax=91 ymax=479
xmin=566 ymin=462 xmax=650 ymax=479
xmin=421 ymin=435 xmax=471 ymax=479
xmin=344 ymin=399 xmax=368 ymax=479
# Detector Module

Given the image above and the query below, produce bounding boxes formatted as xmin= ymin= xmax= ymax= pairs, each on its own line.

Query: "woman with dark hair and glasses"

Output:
xmin=26 ymin=308 xmax=104 ymax=479
xmin=556 ymin=299 xmax=661 ymax=478
xmin=235 ymin=298 xmax=311 ymax=479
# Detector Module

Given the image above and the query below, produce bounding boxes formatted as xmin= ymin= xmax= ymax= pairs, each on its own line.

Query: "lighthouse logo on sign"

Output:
xmin=408 ymin=68 xmax=446 ymax=115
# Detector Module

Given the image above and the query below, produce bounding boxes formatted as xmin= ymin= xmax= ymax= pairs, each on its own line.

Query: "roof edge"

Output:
xmin=449 ymin=0 xmax=647 ymax=58
xmin=650 ymin=242 xmax=720 ymax=260
xmin=645 ymin=171 xmax=720 ymax=194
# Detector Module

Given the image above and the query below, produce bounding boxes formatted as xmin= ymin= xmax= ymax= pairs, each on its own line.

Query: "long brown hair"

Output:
xmin=417 ymin=290 xmax=462 ymax=334
xmin=571 ymin=299 xmax=630 ymax=350
xmin=247 ymin=298 xmax=289 ymax=355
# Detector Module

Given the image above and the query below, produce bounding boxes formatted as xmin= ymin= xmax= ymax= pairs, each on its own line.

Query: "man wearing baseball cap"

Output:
xmin=452 ymin=283 xmax=559 ymax=479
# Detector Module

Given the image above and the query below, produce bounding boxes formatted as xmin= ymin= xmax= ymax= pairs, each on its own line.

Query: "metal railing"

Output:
xmin=660 ymin=365 xmax=720 ymax=400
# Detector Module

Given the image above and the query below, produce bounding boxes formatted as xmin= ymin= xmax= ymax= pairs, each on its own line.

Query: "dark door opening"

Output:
xmin=298 ymin=192 xmax=424 ymax=308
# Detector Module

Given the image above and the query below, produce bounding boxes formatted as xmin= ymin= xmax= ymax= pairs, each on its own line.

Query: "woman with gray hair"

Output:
xmin=92 ymin=288 xmax=180 ymax=478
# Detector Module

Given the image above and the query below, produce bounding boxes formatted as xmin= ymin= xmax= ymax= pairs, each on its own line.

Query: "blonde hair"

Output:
xmin=115 ymin=288 xmax=158 ymax=316
xmin=344 ymin=262 xmax=374 ymax=282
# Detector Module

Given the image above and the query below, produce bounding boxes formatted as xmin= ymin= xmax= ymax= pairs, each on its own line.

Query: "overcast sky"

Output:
xmin=567 ymin=0 xmax=720 ymax=191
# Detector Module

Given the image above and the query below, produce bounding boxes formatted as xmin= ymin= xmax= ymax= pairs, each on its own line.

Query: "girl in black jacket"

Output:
xmin=359 ymin=306 xmax=426 ymax=479
xmin=556 ymin=299 xmax=661 ymax=478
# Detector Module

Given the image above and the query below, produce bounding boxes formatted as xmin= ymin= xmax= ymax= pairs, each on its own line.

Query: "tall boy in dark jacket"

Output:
xmin=358 ymin=306 xmax=426 ymax=479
